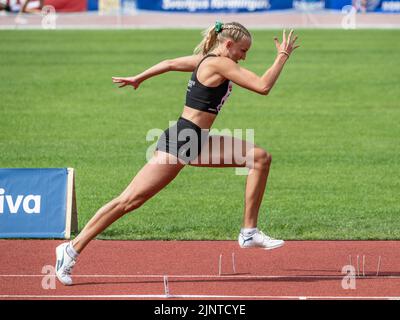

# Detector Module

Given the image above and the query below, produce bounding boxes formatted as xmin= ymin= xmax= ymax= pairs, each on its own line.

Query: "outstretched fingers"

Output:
xmin=291 ymin=35 xmax=298 ymax=46
xmin=287 ymin=29 xmax=294 ymax=44
xmin=112 ymin=77 xmax=123 ymax=83
xmin=290 ymin=34 xmax=300 ymax=52
xmin=112 ymin=77 xmax=130 ymax=88
xmin=273 ymin=36 xmax=280 ymax=50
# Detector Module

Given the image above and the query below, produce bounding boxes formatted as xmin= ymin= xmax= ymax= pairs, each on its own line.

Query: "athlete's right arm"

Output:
xmin=112 ymin=54 xmax=203 ymax=90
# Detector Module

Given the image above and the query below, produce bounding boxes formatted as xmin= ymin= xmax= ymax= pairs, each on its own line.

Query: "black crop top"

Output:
xmin=185 ymin=54 xmax=232 ymax=115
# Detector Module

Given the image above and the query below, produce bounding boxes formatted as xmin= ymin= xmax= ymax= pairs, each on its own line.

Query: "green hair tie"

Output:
xmin=215 ymin=21 xmax=223 ymax=34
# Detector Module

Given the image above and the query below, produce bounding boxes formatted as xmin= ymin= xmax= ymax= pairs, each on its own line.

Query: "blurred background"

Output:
xmin=1 ymin=0 xmax=399 ymax=29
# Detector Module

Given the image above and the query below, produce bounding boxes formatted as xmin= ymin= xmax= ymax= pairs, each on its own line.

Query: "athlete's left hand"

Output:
xmin=112 ymin=76 xmax=142 ymax=89
xmin=274 ymin=29 xmax=300 ymax=57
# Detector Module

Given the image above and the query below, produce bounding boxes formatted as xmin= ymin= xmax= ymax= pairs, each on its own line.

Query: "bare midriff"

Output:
xmin=181 ymin=105 xmax=217 ymax=129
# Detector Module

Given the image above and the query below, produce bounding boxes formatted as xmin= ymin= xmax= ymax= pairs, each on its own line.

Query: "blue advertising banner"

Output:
xmin=293 ymin=0 xmax=325 ymax=10
xmin=89 ymin=0 xmax=400 ymax=13
xmin=366 ymin=0 xmax=400 ymax=12
xmin=325 ymin=0 xmax=400 ymax=12
xmin=135 ymin=0 xmax=293 ymax=13
xmin=325 ymin=0 xmax=351 ymax=10
xmin=0 ymin=168 xmax=74 ymax=239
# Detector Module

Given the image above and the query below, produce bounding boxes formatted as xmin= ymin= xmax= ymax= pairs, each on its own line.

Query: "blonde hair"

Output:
xmin=194 ymin=22 xmax=252 ymax=56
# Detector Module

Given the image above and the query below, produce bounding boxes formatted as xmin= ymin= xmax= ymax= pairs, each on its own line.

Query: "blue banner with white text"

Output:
xmin=135 ymin=0 xmax=293 ymax=13
xmin=325 ymin=0 xmax=400 ymax=11
xmin=0 ymin=168 xmax=68 ymax=238
xmin=132 ymin=0 xmax=400 ymax=12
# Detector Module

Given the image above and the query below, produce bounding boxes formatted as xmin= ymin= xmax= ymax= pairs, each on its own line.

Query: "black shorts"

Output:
xmin=156 ymin=117 xmax=209 ymax=163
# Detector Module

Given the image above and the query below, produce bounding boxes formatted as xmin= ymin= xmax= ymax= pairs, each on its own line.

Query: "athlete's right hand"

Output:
xmin=112 ymin=76 xmax=142 ymax=89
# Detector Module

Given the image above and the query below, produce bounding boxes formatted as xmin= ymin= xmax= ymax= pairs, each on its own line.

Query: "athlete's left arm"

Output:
xmin=215 ymin=29 xmax=299 ymax=95
xmin=112 ymin=54 xmax=203 ymax=90
xmin=165 ymin=54 xmax=204 ymax=72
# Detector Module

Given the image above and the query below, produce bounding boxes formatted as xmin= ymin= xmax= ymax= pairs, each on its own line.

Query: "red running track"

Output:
xmin=0 ymin=240 xmax=399 ymax=300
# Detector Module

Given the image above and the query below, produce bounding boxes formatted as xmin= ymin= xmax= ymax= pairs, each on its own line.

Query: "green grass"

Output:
xmin=1 ymin=29 xmax=399 ymax=240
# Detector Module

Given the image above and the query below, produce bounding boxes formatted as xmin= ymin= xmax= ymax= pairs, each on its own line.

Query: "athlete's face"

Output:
xmin=226 ymin=38 xmax=252 ymax=63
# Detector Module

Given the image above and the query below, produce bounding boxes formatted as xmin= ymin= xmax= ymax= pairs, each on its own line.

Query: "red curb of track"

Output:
xmin=1 ymin=240 xmax=399 ymax=300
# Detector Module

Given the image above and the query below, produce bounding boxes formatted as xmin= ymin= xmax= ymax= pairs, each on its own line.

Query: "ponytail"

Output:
xmin=193 ymin=25 xmax=219 ymax=56
xmin=194 ymin=21 xmax=252 ymax=56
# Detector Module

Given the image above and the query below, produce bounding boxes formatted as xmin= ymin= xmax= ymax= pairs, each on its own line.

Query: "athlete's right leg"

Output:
xmin=72 ymin=151 xmax=185 ymax=253
xmin=189 ymin=135 xmax=283 ymax=250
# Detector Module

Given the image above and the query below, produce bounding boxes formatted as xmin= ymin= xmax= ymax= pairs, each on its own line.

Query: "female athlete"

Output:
xmin=55 ymin=22 xmax=299 ymax=285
